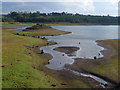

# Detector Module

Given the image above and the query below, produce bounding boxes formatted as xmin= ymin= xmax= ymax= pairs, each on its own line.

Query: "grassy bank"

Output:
xmin=95 ymin=40 xmax=119 ymax=83
xmin=2 ymin=25 xmax=89 ymax=88
xmin=2 ymin=30 xmax=59 ymax=88
xmin=15 ymin=24 xmax=70 ymax=36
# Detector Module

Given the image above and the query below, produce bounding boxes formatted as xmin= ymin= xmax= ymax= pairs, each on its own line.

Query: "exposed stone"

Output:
xmin=48 ymin=62 xmax=50 ymax=64
xmin=94 ymin=56 xmax=97 ymax=59
xmin=61 ymin=83 xmax=67 ymax=85
xmin=40 ymin=50 xmax=44 ymax=54
xmin=51 ymin=84 xmax=56 ymax=87
xmin=28 ymin=52 xmax=31 ymax=54
xmin=2 ymin=65 xmax=5 ymax=67
xmin=36 ymin=46 xmax=39 ymax=47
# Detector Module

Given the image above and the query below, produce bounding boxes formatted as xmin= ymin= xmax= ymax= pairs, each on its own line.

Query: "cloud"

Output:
xmin=2 ymin=0 xmax=119 ymax=2
xmin=2 ymin=0 xmax=118 ymax=16
xmin=2 ymin=0 xmax=119 ymax=13
xmin=104 ymin=0 xmax=119 ymax=3
xmin=54 ymin=0 xmax=95 ymax=13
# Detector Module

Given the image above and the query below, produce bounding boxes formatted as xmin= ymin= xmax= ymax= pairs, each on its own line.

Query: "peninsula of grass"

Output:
xmin=2 ymin=24 xmax=89 ymax=88
xmin=13 ymin=23 xmax=71 ymax=36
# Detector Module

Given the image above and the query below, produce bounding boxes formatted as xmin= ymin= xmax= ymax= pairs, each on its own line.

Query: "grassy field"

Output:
xmin=2 ymin=30 xmax=60 ymax=88
xmin=2 ymin=25 xmax=89 ymax=88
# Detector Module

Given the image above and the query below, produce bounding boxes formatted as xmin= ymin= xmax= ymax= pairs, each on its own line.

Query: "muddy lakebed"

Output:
xmin=40 ymin=25 xmax=118 ymax=88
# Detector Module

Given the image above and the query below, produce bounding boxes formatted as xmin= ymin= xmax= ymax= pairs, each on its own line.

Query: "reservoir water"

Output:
xmin=40 ymin=25 xmax=118 ymax=70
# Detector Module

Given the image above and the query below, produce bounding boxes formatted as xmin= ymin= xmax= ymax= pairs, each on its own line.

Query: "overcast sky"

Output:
xmin=2 ymin=0 xmax=120 ymax=16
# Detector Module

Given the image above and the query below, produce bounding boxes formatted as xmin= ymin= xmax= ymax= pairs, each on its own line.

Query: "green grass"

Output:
xmin=3 ymin=30 xmax=63 ymax=88
xmin=2 ymin=27 xmax=89 ymax=88
xmin=95 ymin=57 xmax=118 ymax=82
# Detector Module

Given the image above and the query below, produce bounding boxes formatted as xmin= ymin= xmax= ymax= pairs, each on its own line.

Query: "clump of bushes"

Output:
xmin=25 ymin=23 xmax=50 ymax=30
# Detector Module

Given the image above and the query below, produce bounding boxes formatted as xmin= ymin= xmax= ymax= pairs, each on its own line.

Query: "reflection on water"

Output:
xmin=41 ymin=25 xmax=118 ymax=70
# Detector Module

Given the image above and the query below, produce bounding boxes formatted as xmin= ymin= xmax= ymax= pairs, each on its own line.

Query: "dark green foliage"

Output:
xmin=2 ymin=15 xmax=15 ymax=22
xmin=25 ymin=24 xmax=50 ymax=30
xmin=2 ymin=11 xmax=118 ymax=25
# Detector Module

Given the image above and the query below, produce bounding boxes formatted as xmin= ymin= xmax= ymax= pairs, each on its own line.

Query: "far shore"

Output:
xmin=1 ymin=22 xmax=119 ymax=27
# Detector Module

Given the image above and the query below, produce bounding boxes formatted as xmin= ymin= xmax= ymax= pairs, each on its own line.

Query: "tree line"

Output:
xmin=2 ymin=11 xmax=118 ymax=25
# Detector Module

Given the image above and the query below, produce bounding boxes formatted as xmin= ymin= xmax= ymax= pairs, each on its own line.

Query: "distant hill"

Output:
xmin=2 ymin=11 xmax=118 ymax=25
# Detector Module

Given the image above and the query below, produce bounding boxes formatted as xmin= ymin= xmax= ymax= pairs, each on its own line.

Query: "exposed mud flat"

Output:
xmin=53 ymin=46 xmax=80 ymax=56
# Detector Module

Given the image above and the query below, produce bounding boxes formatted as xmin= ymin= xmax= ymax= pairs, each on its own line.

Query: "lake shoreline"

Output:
xmin=3 ymin=25 xmax=119 ymax=88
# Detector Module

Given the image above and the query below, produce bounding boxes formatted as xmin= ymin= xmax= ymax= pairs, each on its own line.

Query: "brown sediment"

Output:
xmin=53 ymin=46 xmax=80 ymax=54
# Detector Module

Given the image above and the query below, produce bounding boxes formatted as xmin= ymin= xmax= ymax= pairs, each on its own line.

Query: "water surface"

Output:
xmin=41 ymin=25 xmax=118 ymax=70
